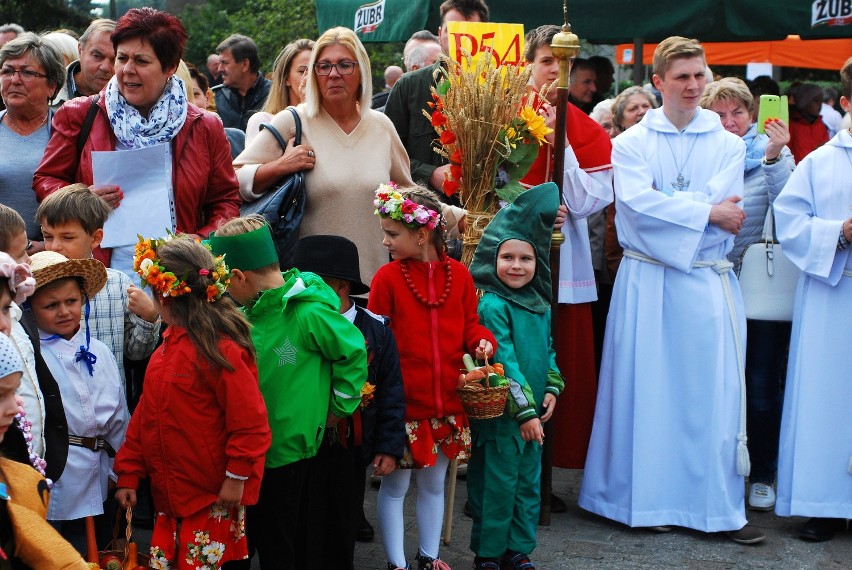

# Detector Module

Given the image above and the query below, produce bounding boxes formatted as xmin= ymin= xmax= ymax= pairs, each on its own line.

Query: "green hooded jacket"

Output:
xmin=243 ymin=268 xmax=367 ymax=468
xmin=469 ymin=183 xmax=564 ymax=437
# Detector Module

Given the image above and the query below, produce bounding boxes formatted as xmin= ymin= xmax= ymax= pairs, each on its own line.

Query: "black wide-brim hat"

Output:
xmin=292 ymin=235 xmax=370 ymax=295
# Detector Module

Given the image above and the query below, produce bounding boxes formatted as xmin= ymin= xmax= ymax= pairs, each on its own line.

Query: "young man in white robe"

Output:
xmin=773 ymin=56 xmax=852 ymax=543
xmin=577 ymin=36 xmax=765 ymax=545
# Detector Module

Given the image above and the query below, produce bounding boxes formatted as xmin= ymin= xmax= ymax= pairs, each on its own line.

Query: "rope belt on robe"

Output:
xmin=623 ymin=249 xmax=751 ymax=476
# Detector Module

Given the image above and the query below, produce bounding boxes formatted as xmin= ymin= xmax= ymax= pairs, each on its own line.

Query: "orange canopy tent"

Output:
xmin=616 ymin=36 xmax=852 ymax=71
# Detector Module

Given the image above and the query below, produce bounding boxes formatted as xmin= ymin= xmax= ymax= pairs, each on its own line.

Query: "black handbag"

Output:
xmin=239 ymin=107 xmax=306 ymax=268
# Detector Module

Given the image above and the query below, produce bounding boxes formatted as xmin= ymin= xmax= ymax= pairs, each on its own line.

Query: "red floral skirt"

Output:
xmin=148 ymin=504 xmax=247 ymax=569
xmin=399 ymin=415 xmax=471 ymax=469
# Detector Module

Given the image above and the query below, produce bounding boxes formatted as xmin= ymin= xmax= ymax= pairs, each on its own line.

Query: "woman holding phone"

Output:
xmin=700 ymin=77 xmax=795 ymax=514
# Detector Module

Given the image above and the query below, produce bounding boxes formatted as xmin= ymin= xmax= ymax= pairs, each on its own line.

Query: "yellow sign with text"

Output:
xmin=447 ymin=22 xmax=526 ymax=69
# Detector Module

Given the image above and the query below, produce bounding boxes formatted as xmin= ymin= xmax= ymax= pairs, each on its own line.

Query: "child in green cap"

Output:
xmin=208 ymin=215 xmax=367 ymax=570
xmin=466 ymin=182 xmax=565 ymax=570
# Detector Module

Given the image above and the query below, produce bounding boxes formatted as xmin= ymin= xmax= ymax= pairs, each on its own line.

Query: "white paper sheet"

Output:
xmin=94 ymin=144 xmax=173 ymax=248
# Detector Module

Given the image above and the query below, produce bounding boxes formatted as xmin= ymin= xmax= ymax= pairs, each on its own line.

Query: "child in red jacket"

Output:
xmin=369 ymin=185 xmax=496 ymax=570
xmin=114 ymin=236 xmax=270 ymax=569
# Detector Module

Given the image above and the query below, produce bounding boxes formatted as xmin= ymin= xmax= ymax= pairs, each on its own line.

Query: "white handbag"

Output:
xmin=737 ymin=212 xmax=801 ymax=321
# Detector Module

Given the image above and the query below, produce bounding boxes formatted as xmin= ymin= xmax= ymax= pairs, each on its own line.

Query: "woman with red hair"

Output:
xmin=33 ymin=8 xmax=240 ymax=279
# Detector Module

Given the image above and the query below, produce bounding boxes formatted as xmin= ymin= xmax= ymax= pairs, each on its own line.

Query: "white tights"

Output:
xmin=377 ymin=452 xmax=450 ymax=568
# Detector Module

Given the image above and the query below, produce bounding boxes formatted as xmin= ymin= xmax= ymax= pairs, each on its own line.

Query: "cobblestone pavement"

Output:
xmin=353 ymin=468 xmax=852 ymax=570
xmin=134 ymin=467 xmax=852 ymax=569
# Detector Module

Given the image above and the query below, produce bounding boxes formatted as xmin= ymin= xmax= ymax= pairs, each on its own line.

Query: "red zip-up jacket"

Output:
xmin=368 ymin=255 xmax=496 ymax=421
xmin=114 ymin=327 xmax=271 ymax=518
xmin=33 ymin=94 xmax=240 ymax=241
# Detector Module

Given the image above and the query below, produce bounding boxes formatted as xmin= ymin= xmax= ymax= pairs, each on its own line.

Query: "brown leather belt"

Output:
xmin=68 ymin=435 xmax=116 ymax=458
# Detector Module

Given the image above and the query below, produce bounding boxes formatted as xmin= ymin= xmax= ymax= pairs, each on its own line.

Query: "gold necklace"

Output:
xmin=4 ymin=112 xmax=48 ymax=136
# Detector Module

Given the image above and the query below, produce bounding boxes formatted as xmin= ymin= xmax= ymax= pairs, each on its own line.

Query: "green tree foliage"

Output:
xmin=106 ymin=0 xmax=167 ymax=20
xmin=66 ymin=0 xmax=97 ymax=19
xmin=0 ymin=0 xmax=90 ymax=32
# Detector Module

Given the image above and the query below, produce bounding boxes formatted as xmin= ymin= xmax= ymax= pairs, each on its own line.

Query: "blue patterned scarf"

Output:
xmin=104 ymin=75 xmax=188 ymax=149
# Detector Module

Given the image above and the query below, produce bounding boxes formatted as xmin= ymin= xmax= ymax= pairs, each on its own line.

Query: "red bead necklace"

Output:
xmin=400 ymin=259 xmax=453 ymax=308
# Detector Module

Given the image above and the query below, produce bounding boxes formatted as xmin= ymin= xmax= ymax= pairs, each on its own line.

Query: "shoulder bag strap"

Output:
xmin=258 ymin=106 xmax=302 ymax=153
xmin=76 ymin=94 xmax=101 ymax=156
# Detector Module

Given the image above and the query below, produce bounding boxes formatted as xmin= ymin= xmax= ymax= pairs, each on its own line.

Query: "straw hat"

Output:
xmin=29 ymin=251 xmax=107 ymax=299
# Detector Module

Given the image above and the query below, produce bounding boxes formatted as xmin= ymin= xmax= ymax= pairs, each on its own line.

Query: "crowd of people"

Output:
xmin=0 ymin=0 xmax=850 ymax=568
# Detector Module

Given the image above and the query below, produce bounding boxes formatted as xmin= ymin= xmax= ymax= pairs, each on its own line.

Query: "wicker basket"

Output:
xmin=458 ymin=358 xmax=509 ymax=420
xmin=87 ymin=507 xmax=149 ymax=568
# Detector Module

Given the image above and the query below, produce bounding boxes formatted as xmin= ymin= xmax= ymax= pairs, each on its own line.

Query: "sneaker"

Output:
xmin=647 ymin=525 xmax=673 ymax=533
xmin=472 ymin=557 xmax=500 ymax=570
xmin=416 ymin=552 xmax=452 ymax=570
xmin=502 ymin=551 xmax=535 ymax=569
xmin=726 ymin=524 xmax=765 ymax=545
xmin=748 ymin=483 xmax=776 ymax=511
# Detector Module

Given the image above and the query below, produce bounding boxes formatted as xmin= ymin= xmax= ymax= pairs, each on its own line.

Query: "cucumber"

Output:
xmin=462 ymin=353 xmax=477 ymax=372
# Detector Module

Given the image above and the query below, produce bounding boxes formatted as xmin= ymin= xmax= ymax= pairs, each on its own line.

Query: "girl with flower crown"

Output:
xmin=368 ymin=184 xmax=497 ymax=570
xmin=114 ymin=236 xmax=271 ymax=570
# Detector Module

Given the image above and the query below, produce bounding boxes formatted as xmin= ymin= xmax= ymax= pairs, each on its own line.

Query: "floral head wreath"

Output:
xmin=134 ymin=233 xmax=231 ymax=302
xmin=373 ymin=183 xmax=441 ymax=231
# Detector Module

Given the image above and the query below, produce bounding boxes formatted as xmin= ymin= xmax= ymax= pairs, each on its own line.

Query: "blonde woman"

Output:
xmin=245 ymin=38 xmax=313 ymax=145
xmin=234 ymin=27 xmax=413 ymax=282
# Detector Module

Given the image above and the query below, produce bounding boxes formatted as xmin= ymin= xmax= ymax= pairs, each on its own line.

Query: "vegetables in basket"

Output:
xmin=458 ymin=353 xmax=509 ymax=390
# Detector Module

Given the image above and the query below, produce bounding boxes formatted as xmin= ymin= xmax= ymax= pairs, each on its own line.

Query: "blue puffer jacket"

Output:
xmin=729 ymin=125 xmax=796 ymax=272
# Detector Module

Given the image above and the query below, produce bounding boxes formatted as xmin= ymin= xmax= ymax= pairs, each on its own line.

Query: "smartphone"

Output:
xmin=757 ymin=94 xmax=789 ymax=134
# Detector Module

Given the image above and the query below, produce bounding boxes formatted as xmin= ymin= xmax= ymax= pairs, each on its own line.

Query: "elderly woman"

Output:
xmin=235 ymin=27 xmax=412 ymax=283
xmin=245 ymin=38 xmax=314 ymax=145
xmin=33 ymin=8 xmax=240 ymax=279
xmin=700 ymin=77 xmax=795 ymax=515
xmin=590 ymin=98 xmax=616 ymax=138
xmin=0 ymin=33 xmax=64 ymax=256
xmin=611 ymin=85 xmax=657 ymax=134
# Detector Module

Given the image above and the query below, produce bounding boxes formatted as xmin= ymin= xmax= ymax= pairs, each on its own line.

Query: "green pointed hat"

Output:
xmin=469 ymin=182 xmax=559 ymax=313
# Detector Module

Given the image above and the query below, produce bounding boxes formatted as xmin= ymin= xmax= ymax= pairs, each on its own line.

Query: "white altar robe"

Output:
xmin=578 ymin=107 xmax=749 ymax=531
xmin=773 ymin=130 xmax=852 ymax=519
xmin=558 ymin=145 xmax=614 ymax=303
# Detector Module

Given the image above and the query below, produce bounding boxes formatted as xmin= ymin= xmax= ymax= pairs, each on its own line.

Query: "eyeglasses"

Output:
xmin=314 ymin=61 xmax=358 ymax=76
xmin=0 ymin=67 xmax=48 ymax=81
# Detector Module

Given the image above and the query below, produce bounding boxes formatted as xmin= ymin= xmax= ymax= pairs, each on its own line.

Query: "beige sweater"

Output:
xmin=235 ymin=105 xmax=413 ymax=284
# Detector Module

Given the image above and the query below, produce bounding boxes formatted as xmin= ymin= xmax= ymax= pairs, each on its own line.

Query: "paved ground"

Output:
xmin=133 ymin=467 xmax=852 ymax=569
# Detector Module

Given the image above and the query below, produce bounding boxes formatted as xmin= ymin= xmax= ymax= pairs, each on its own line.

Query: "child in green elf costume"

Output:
xmin=466 ymin=182 xmax=565 ymax=570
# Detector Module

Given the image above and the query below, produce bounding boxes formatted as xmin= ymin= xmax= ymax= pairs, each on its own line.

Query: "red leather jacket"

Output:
xmin=114 ymin=326 xmax=271 ymax=518
xmin=34 ymin=95 xmax=240 ymax=240
xmin=368 ymin=256 xmax=497 ymax=420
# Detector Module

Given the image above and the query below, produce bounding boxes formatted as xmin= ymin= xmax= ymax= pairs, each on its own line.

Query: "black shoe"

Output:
xmin=726 ymin=524 xmax=765 ymax=545
xmin=472 ymin=556 xmax=500 ymax=569
xmin=799 ymin=518 xmax=841 ymax=542
xmin=549 ymin=493 xmax=567 ymax=513
xmin=356 ymin=518 xmax=374 ymax=542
